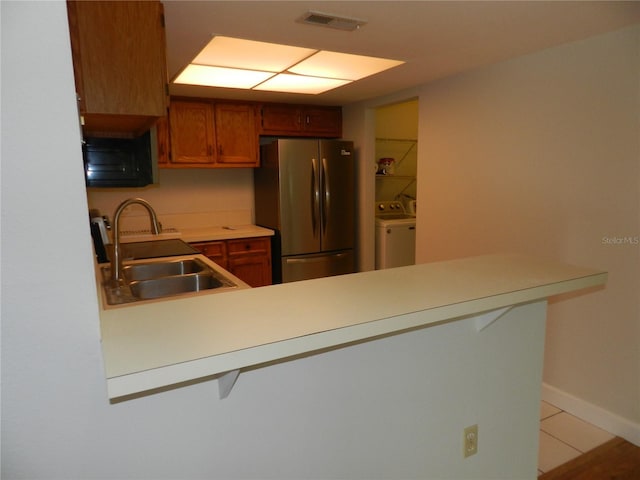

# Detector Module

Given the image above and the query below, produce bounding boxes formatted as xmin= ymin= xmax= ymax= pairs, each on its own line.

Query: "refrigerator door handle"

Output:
xmin=321 ymin=157 xmax=329 ymax=233
xmin=311 ymin=157 xmax=320 ymax=236
xmin=286 ymin=252 xmax=351 ymax=264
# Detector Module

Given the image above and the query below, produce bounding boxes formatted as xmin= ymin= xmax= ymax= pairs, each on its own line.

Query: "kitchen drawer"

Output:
xmin=191 ymin=241 xmax=226 ymax=257
xmin=191 ymin=241 xmax=227 ymax=268
xmin=227 ymin=237 xmax=270 ymax=256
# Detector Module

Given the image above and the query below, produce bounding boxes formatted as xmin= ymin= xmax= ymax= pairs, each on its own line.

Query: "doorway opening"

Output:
xmin=374 ymin=99 xmax=418 ymax=269
xmin=374 ymin=99 xmax=418 ymax=210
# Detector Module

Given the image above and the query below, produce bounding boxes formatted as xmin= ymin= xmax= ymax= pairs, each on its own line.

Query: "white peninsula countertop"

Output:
xmin=99 ymin=253 xmax=606 ymax=400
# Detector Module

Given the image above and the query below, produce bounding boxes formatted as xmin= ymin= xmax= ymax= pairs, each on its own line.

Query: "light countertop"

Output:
xmin=120 ymin=224 xmax=274 ymax=244
xmin=98 ymin=253 xmax=606 ymax=400
xmin=178 ymin=224 xmax=274 ymax=243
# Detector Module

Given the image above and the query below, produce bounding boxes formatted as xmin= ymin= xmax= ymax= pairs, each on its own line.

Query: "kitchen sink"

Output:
xmin=101 ymin=257 xmax=239 ymax=305
xmin=129 ymin=272 xmax=231 ymax=300
xmin=123 ymin=258 xmax=207 ymax=281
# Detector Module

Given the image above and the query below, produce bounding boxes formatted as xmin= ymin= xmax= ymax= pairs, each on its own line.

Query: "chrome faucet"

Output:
xmin=110 ymin=198 xmax=162 ymax=286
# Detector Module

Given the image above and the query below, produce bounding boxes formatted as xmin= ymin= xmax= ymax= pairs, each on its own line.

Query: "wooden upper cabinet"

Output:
xmin=169 ymin=101 xmax=216 ymax=165
xmin=155 ymin=114 xmax=170 ymax=165
xmin=214 ymin=103 xmax=258 ymax=166
xmin=260 ymin=104 xmax=303 ymax=133
xmin=260 ymin=104 xmax=342 ymax=137
xmin=66 ymin=0 xmax=168 ymax=136
xmin=165 ymin=99 xmax=259 ymax=168
xmin=303 ymin=107 xmax=342 ymax=136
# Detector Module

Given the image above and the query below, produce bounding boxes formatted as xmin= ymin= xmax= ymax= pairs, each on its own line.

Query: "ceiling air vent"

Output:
xmin=298 ymin=11 xmax=367 ymax=31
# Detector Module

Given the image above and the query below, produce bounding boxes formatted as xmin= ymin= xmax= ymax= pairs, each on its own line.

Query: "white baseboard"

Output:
xmin=542 ymin=382 xmax=640 ymax=447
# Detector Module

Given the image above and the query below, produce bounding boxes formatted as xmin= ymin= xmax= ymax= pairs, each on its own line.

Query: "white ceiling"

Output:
xmin=163 ymin=1 xmax=640 ymax=106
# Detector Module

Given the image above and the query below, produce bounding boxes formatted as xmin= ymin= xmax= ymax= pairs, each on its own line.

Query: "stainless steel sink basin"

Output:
xmin=101 ymin=257 xmax=239 ymax=305
xmin=123 ymin=258 xmax=207 ymax=281
xmin=129 ymin=272 xmax=232 ymax=300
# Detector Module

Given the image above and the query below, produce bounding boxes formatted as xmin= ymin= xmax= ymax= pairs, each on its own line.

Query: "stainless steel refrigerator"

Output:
xmin=255 ymin=139 xmax=356 ymax=283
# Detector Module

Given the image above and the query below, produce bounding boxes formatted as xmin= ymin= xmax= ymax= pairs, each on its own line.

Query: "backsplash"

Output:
xmin=86 ymin=168 xmax=255 ymax=229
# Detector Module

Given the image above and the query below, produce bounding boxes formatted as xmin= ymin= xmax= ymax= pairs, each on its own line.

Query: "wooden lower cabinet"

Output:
xmin=226 ymin=238 xmax=271 ymax=287
xmin=190 ymin=237 xmax=271 ymax=287
xmin=190 ymin=240 xmax=227 ymax=269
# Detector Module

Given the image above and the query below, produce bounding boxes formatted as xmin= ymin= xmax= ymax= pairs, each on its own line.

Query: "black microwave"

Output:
xmin=83 ymin=130 xmax=156 ymax=188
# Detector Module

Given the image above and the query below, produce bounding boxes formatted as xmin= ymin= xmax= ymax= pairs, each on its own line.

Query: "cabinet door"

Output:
xmin=67 ymin=0 xmax=168 ymax=135
xmin=228 ymin=255 xmax=271 ymax=287
xmin=169 ymin=101 xmax=216 ymax=165
xmin=260 ymin=104 xmax=302 ymax=134
xmin=260 ymin=104 xmax=342 ymax=137
xmin=155 ymin=115 xmax=170 ymax=165
xmin=303 ymin=107 xmax=342 ymax=137
xmin=227 ymin=238 xmax=272 ymax=287
xmin=214 ymin=103 xmax=259 ymax=166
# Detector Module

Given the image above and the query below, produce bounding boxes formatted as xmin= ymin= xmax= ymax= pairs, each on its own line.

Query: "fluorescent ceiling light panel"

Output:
xmin=289 ymin=51 xmax=405 ymax=80
xmin=253 ymin=74 xmax=351 ymax=94
xmin=174 ymin=64 xmax=274 ymax=89
xmin=193 ymin=36 xmax=316 ymax=72
xmin=173 ymin=36 xmax=404 ymax=94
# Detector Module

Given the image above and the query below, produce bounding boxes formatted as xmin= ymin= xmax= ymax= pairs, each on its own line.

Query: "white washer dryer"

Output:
xmin=375 ymin=201 xmax=416 ymax=269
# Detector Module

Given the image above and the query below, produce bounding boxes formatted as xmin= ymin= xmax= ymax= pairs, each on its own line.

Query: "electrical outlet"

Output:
xmin=463 ymin=424 xmax=478 ymax=458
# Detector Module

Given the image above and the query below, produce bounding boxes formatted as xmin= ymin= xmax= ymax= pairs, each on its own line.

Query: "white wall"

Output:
xmin=375 ymin=101 xmax=419 ymax=141
xmin=416 ymin=26 xmax=640 ymax=439
xmin=342 ymin=102 xmax=377 ymax=271
xmin=2 ymin=3 xmax=547 ymax=478
xmin=87 ymin=168 xmax=255 ymax=222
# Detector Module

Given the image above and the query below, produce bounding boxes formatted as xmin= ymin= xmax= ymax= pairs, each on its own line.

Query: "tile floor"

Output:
xmin=538 ymin=401 xmax=615 ymax=475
